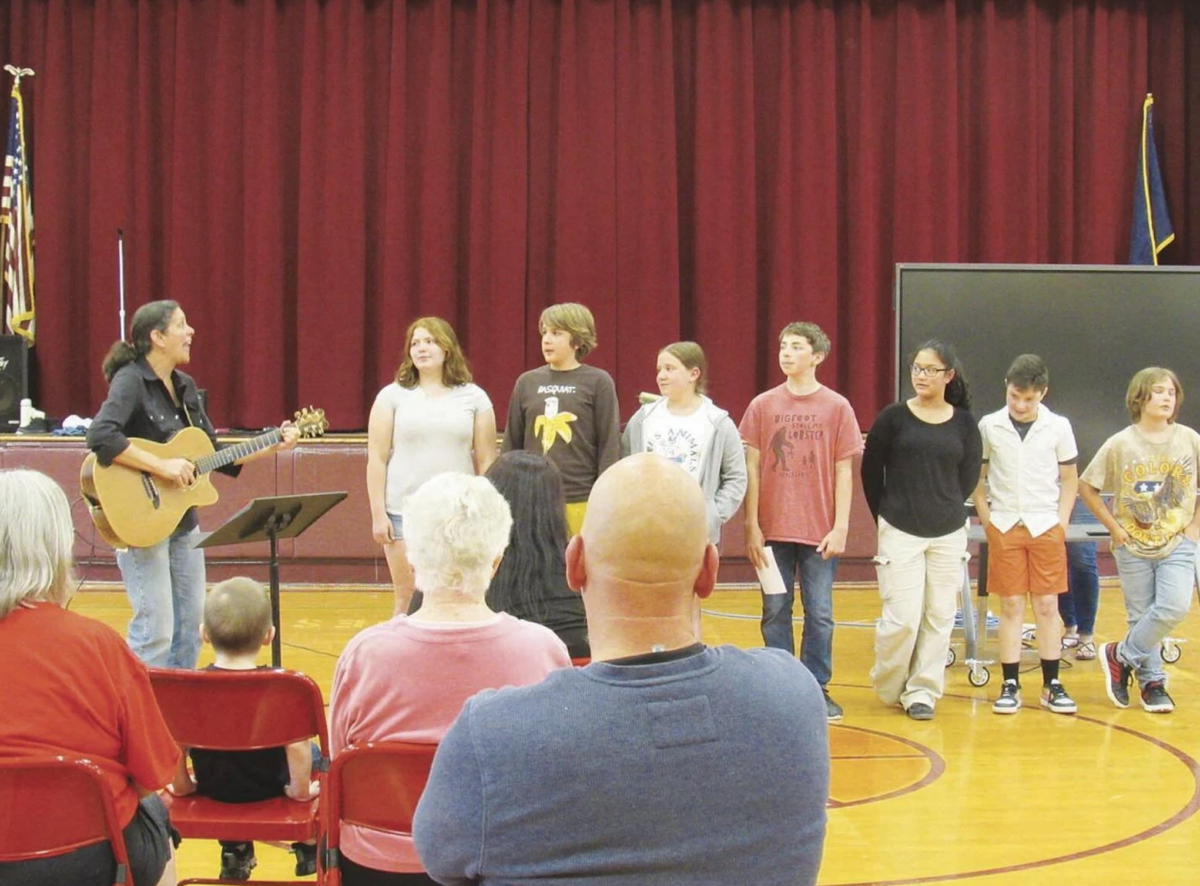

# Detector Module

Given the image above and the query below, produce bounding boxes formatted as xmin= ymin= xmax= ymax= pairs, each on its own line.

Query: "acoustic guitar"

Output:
xmin=80 ymin=406 xmax=328 ymax=549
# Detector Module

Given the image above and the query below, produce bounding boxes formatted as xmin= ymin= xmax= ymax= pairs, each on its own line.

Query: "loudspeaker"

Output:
xmin=0 ymin=334 xmax=29 ymax=430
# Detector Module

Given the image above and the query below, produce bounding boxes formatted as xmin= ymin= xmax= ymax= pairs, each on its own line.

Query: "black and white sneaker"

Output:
xmin=992 ymin=679 xmax=1022 ymax=714
xmin=823 ymin=690 xmax=844 ymax=722
xmin=1040 ymin=680 xmax=1077 ymax=714
xmin=1140 ymin=680 xmax=1175 ymax=713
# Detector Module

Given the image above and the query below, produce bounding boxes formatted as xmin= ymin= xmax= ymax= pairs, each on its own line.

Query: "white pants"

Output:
xmin=871 ymin=517 xmax=968 ymax=710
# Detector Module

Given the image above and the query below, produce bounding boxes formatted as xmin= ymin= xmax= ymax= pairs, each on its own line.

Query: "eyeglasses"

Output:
xmin=910 ymin=364 xmax=950 ymax=377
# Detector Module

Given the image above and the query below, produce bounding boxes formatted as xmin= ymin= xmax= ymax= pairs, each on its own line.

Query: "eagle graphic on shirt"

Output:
xmin=1125 ymin=456 xmax=1191 ymax=533
xmin=534 ymin=396 xmax=577 ymax=454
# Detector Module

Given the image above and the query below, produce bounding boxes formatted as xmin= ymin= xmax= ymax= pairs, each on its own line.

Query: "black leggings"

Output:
xmin=341 ymin=854 xmax=438 ymax=886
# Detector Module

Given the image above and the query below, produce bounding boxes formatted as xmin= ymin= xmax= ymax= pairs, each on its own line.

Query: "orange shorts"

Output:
xmin=984 ymin=522 xmax=1067 ymax=597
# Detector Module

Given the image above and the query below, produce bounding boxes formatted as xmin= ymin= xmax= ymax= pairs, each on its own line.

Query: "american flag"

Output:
xmin=2 ymin=78 xmax=34 ymax=344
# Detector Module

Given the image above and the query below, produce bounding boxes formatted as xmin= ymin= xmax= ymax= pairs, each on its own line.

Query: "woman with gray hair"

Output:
xmin=331 ymin=471 xmax=570 ymax=885
xmin=0 ymin=470 xmax=181 ymax=886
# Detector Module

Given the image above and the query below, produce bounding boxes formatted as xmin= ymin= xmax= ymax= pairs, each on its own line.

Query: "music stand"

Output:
xmin=199 ymin=492 xmax=347 ymax=666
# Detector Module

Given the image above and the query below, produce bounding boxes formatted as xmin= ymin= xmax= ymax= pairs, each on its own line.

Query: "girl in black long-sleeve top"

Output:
xmin=861 ymin=340 xmax=982 ymax=720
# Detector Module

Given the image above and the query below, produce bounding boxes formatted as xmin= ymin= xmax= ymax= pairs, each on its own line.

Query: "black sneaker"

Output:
xmin=823 ymin=690 xmax=844 ymax=722
xmin=992 ymin=679 xmax=1022 ymax=714
xmin=1040 ymin=680 xmax=1077 ymax=715
xmin=1140 ymin=680 xmax=1175 ymax=713
xmin=1099 ymin=641 xmax=1131 ymax=709
xmin=292 ymin=842 xmax=318 ymax=876
xmin=219 ymin=842 xmax=257 ymax=881
xmin=906 ymin=702 xmax=935 ymax=721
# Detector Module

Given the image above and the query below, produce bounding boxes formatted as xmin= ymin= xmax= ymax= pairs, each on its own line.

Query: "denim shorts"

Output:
xmin=388 ymin=513 xmax=404 ymax=541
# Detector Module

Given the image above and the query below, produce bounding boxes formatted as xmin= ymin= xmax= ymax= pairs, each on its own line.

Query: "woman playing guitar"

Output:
xmin=86 ymin=300 xmax=299 ymax=669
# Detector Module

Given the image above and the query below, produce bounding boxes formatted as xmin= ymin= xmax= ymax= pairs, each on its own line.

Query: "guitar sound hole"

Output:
xmin=140 ymin=473 xmax=162 ymax=510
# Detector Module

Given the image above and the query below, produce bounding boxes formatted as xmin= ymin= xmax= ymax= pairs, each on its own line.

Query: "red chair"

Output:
xmin=0 ymin=755 xmax=132 ymax=885
xmin=148 ymin=667 xmax=330 ymax=885
xmin=321 ymin=741 xmax=438 ymax=886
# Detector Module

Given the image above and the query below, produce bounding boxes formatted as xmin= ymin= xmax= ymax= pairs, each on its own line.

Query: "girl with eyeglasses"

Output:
xmin=860 ymin=339 xmax=982 ymax=720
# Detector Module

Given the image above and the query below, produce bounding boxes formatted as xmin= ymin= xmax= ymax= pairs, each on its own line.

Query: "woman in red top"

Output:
xmin=0 ymin=469 xmax=181 ymax=886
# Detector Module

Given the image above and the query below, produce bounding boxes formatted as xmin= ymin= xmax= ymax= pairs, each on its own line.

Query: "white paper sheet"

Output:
xmin=756 ymin=545 xmax=788 ymax=596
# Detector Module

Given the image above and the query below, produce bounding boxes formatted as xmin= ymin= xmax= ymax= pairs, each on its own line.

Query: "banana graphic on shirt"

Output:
xmin=534 ymin=396 xmax=577 ymax=454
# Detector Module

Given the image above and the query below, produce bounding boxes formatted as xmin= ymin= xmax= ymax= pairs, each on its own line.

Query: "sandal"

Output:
xmin=1061 ymin=634 xmax=1080 ymax=650
xmin=1075 ymin=641 xmax=1096 ymax=661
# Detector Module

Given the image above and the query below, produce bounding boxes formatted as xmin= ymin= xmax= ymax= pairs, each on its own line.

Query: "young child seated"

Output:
xmin=168 ymin=577 xmax=319 ymax=879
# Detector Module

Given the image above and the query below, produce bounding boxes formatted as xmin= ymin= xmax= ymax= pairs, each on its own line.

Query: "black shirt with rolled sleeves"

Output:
xmin=86 ymin=358 xmax=241 ymax=535
xmin=861 ymin=402 xmax=983 ymax=538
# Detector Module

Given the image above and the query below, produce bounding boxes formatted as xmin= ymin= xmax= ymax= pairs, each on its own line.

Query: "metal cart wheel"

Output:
xmin=968 ymin=665 xmax=990 ymax=687
xmin=945 ymin=647 xmax=957 ymax=668
xmin=1162 ymin=641 xmax=1182 ymax=664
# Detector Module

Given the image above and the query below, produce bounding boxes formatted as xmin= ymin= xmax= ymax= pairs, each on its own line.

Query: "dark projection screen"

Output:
xmin=895 ymin=264 xmax=1200 ymax=467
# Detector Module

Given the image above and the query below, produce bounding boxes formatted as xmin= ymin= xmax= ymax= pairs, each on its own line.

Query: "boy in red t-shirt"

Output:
xmin=739 ymin=322 xmax=863 ymax=721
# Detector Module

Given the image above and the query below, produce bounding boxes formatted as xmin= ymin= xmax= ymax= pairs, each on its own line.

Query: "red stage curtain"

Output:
xmin=0 ymin=0 xmax=1195 ymax=431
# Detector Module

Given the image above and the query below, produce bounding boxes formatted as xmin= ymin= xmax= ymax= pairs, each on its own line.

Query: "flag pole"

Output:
xmin=2 ymin=66 xmax=33 ymax=88
xmin=2 ymin=64 xmax=35 ymax=345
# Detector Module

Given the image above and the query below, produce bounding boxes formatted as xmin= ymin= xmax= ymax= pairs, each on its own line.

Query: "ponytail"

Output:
xmin=101 ymin=341 xmax=139 ymax=383
xmin=100 ymin=299 xmax=181 ymax=384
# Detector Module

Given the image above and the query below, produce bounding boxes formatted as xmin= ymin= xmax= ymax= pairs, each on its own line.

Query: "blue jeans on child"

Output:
xmin=1112 ymin=537 xmax=1196 ymax=687
xmin=760 ymin=542 xmax=836 ymax=687
xmin=116 ymin=524 xmax=207 ymax=669
xmin=1058 ymin=498 xmax=1100 ymax=635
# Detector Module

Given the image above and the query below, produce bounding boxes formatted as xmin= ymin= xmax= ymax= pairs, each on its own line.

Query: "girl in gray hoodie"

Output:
xmin=621 ymin=342 xmax=747 ymax=544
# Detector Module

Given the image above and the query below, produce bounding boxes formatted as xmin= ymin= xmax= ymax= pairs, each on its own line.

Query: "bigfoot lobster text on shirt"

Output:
xmin=768 ymin=415 xmax=825 ymax=478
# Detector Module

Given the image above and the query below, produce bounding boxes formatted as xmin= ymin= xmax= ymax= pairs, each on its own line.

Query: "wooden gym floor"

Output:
xmin=72 ymin=581 xmax=1200 ymax=885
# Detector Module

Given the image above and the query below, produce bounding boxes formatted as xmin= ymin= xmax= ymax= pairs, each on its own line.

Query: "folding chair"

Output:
xmin=321 ymin=741 xmax=438 ymax=886
xmin=0 ymin=755 xmax=133 ymax=885
xmin=148 ymin=667 xmax=330 ymax=885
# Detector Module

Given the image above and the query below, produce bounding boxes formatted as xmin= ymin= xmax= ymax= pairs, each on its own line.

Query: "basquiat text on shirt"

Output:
xmin=538 ymin=385 xmax=579 ymax=395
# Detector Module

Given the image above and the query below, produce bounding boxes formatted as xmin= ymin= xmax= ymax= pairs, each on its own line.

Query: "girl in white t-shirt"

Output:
xmin=621 ymin=342 xmax=746 ymax=545
xmin=367 ymin=317 xmax=497 ymax=614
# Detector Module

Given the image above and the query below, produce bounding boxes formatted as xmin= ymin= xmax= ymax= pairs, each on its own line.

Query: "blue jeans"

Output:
xmin=1058 ymin=498 xmax=1099 ymax=635
xmin=116 ymin=524 xmax=207 ymax=668
xmin=1112 ymin=537 xmax=1197 ymax=687
xmin=760 ymin=542 xmax=836 ymax=686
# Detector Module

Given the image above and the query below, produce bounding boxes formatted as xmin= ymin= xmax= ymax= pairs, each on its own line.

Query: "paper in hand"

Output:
xmin=756 ymin=545 xmax=788 ymax=596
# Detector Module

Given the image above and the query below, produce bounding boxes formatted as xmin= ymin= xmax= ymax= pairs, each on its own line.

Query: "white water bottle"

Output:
xmin=19 ymin=398 xmax=33 ymax=428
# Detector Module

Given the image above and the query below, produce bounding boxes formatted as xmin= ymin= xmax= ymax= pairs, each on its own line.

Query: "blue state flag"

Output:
xmin=1130 ymin=94 xmax=1174 ymax=266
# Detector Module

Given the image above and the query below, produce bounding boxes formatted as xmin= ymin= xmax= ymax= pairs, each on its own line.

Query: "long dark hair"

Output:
xmin=484 ymin=451 xmax=569 ymax=619
xmin=911 ymin=338 xmax=972 ymax=410
xmin=101 ymin=300 xmax=180 ymax=383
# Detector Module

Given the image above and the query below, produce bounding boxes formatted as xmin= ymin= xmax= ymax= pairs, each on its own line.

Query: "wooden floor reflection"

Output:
xmin=72 ymin=581 xmax=1200 ymax=885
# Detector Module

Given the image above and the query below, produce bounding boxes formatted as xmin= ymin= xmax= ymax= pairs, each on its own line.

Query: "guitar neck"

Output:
xmin=193 ymin=428 xmax=282 ymax=474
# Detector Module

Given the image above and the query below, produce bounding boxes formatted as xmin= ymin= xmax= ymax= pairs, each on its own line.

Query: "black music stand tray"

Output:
xmin=198 ymin=492 xmax=347 ymax=667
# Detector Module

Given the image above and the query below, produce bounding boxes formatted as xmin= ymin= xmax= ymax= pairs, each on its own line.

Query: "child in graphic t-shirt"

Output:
xmin=621 ymin=341 xmax=746 ymax=544
xmin=738 ymin=322 xmax=862 ymax=723
xmin=1082 ymin=367 xmax=1200 ymax=714
xmin=503 ymin=303 xmax=621 ymax=537
xmin=167 ymin=578 xmax=319 ymax=880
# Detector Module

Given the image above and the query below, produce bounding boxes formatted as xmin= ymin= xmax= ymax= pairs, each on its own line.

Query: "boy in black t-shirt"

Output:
xmin=167 ymin=577 xmax=318 ymax=879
